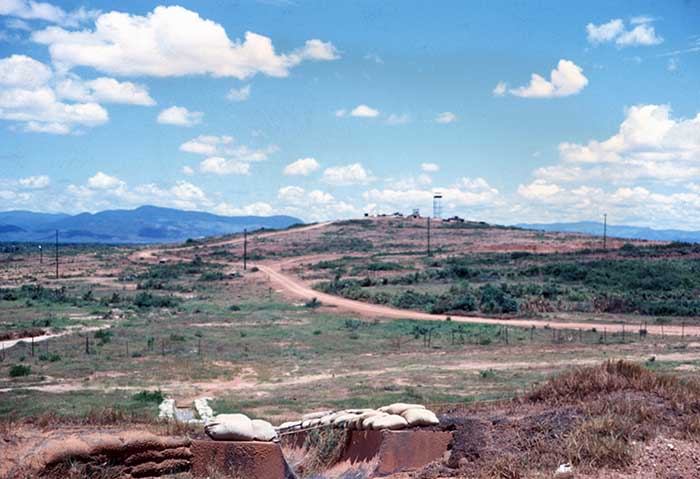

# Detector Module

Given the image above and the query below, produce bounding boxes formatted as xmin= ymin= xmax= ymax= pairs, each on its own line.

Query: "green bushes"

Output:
xmin=9 ymin=364 xmax=31 ymax=377
xmin=133 ymin=292 xmax=179 ymax=309
xmin=132 ymin=389 xmax=164 ymax=403
xmin=479 ymin=284 xmax=518 ymax=314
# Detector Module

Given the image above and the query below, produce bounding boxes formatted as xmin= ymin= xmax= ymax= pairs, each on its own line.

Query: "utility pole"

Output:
xmin=39 ymin=245 xmax=42 ymax=264
xmin=427 ymin=217 xmax=431 ymax=256
xmin=243 ymin=228 xmax=248 ymax=270
xmin=55 ymin=230 xmax=59 ymax=279
xmin=603 ymin=213 xmax=607 ymax=250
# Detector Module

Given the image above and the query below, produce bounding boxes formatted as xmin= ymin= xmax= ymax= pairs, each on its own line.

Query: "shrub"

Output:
xmin=479 ymin=284 xmax=518 ymax=314
xmin=132 ymin=389 xmax=164 ymax=403
xmin=95 ymin=329 xmax=113 ymax=344
xmin=305 ymin=297 xmax=322 ymax=309
xmin=9 ymin=364 xmax=31 ymax=377
xmin=133 ymin=292 xmax=179 ymax=309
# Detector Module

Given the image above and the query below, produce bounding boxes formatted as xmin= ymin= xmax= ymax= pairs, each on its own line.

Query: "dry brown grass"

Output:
xmin=528 ymin=360 xmax=700 ymax=412
xmin=297 ymin=428 xmax=349 ymax=476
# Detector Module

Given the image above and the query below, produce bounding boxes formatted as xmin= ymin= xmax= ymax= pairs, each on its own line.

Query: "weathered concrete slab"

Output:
xmin=191 ymin=440 xmax=296 ymax=479
xmin=342 ymin=429 xmax=452 ymax=476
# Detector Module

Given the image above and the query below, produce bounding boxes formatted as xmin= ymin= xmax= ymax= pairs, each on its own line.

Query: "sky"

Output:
xmin=0 ymin=0 xmax=699 ymax=228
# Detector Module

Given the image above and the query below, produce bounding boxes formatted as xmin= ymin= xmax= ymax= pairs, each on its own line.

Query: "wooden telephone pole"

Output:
xmin=243 ymin=228 xmax=248 ymax=270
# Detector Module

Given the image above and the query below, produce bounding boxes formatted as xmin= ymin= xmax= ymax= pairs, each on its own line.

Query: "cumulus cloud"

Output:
xmin=421 ymin=162 xmax=439 ymax=173
xmin=200 ymin=157 xmax=250 ymax=175
xmin=157 ymin=106 xmax=203 ymax=126
xmin=586 ymin=17 xmax=663 ymax=47
xmin=19 ymin=175 xmax=50 ymax=189
xmin=87 ymin=171 xmax=123 ymax=189
xmin=277 ymin=185 xmax=358 ymax=221
xmin=0 ymin=54 xmax=157 ymax=133
xmin=31 ymin=5 xmax=338 ymax=78
xmin=180 ymin=134 xmax=277 ymax=176
xmin=322 ymin=163 xmax=374 ymax=185
xmin=492 ymin=82 xmax=507 ymax=97
xmin=180 ymin=135 xmax=233 ymax=155
xmin=508 ymin=59 xmax=588 ymax=98
xmin=516 ymin=179 xmax=562 ymax=201
xmin=55 ymin=76 xmax=155 ymax=105
xmin=213 ymin=201 xmax=274 ymax=216
xmin=534 ymin=104 xmax=700 ymax=184
xmin=284 ymin=157 xmax=320 ymax=176
xmin=435 ymin=111 xmax=457 ymax=123
xmin=226 ymin=84 xmax=251 ymax=102
xmin=0 ymin=74 xmax=108 ymax=133
xmin=182 ymin=166 xmax=194 ymax=176
xmin=363 ymin=177 xmax=501 ymax=215
xmin=0 ymin=0 xmax=99 ymax=27
xmin=350 ymin=104 xmax=379 ymax=117
xmin=66 ymin=173 xmax=213 ymax=211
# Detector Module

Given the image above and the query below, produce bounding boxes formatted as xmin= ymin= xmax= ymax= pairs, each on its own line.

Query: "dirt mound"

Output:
xmin=412 ymin=361 xmax=700 ymax=478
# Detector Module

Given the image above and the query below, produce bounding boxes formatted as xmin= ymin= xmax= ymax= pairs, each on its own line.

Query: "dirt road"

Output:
xmin=257 ymin=262 xmax=700 ymax=337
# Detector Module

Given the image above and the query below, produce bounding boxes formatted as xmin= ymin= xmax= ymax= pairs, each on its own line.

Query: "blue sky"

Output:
xmin=1 ymin=1 xmax=699 ymax=228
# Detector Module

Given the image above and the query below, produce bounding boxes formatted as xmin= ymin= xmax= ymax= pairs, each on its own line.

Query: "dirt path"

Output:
xmin=256 ymin=262 xmax=700 ymax=337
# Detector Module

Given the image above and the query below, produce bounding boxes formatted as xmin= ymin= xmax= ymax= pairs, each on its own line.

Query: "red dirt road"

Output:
xmin=257 ymin=262 xmax=700 ymax=337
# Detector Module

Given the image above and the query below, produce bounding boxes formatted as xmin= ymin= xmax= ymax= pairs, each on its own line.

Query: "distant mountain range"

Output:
xmin=0 ymin=206 xmax=302 ymax=244
xmin=517 ymin=221 xmax=700 ymax=243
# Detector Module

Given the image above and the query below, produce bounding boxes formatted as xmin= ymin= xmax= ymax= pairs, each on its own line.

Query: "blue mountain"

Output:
xmin=517 ymin=221 xmax=700 ymax=243
xmin=0 ymin=205 xmax=302 ymax=244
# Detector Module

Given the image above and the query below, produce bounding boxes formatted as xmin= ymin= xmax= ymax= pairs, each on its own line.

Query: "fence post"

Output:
xmin=31 ymin=336 xmax=35 ymax=358
xmin=126 ymin=340 xmax=129 ymax=357
xmin=85 ymin=335 xmax=89 ymax=355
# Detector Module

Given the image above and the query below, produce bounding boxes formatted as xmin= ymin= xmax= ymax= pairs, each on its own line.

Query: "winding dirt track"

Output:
xmin=132 ymin=221 xmax=700 ymax=337
xmin=256 ymin=263 xmax=700 ymax=337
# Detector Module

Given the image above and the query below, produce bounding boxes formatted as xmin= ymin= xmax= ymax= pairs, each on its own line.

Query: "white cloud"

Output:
xmin=508 ymin=59 xmax=588 ymax=98
xmin=435 ymin=111 xmax=457 ymax=123
xmin=0 ymin=0 xmax=99 ymax=27
xmin=421 ymin=162 xmax=439 ymax=173
xmin=180 ymin=135 xmax=233 ymax=155
xmin=334 ymin=109 xmax=347 ymax=117
xmin=31 ymin=6 xmax=338 ymax=78
xmin=182 ymin=166 xmax=194 ymax=176
xmin=364 ymin=177 xmax=501 ymax=214
xmin=214 ymin=201 xmax=274 ymax=216
xmin=277 ymin=185 xmax=358 ymax=221
xmin=87 ymin=171 xmax=123 ymax=189
xmin=199 ymin=157 xmax=250 ymax=175
xmin=586 ymin=17 xmax=663 ymax=47
xmin=226 ymin=84 xmax=251 ymax=102
xmin=55 ymin=76 xmax=155 ymax=105
xmin=322 ymin=163 xmax=374 ymax=186
xmin=617 ymin=23 xmax=663 ymax=47
xmin=0 ymin=54 xmax=51 ymax=88
xmin=179 ymin=134 xmax=277 ymax=169
xmin=284 ymin=157 xmax=320 ymax=176
xmin=157 ymin=106 xmax=202 ymax=126
xmin=533 ymin=104 xmax=700 ymax=185
xmin=492 ymin=82 xmax=507 ymax=97
xmin=19 ymin=175 xmax=50 ymax=189
xmin=386 ymin=113 xmax=410 ymax=125
xmin=586 ymin=19 xmax=624 ymax=44
xmin=667 ymin=58 xmax=679 ymax=72
xmin=350 ymin=104 xmax=379 ymax=117
xmin=516 ymin=179 xmax=562 ymax=201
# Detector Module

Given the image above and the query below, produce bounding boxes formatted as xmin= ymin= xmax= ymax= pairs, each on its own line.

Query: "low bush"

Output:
xmin=9 ymin=364 xmax=31 ymax=377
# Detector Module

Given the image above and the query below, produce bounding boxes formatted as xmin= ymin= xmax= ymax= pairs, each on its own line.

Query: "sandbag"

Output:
xmin=251 ymin=419 xmax=278 ymax=441
xmin=402 ymin=408 xmax=439 ymax=427
xmin=277 ymin=420 xmax=302 ymax=430
xmin=379 ymin=403 xmax=425 ymax=415
xmin=320 ymin=413 xmax=337 ymax=426
xmin=362 ymin=413 xmax=388 ymax=430
xmin=332 ymin=413 xmax=358 ymax=427
xmin=204 ymin=414 xmax=254 ymax=441
xmin=371 ymin=414 xmax=408 ymax=430
xmin=302 ymin=410 xmax=333 ymax=421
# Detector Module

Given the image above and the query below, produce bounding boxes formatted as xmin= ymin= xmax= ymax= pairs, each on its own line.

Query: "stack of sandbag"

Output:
xmin=275 ymin=404 xmax=439 ymax=433
xmin=204 ymin=413 xmax=278 ymax=442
